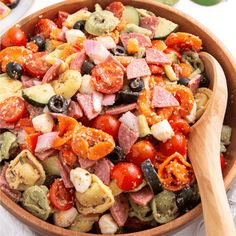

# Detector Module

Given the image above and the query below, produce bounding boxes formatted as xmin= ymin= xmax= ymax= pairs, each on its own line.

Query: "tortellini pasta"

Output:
xmin=5 ymin=150 xmax=46 ymax=191
xmin=75 ymin=174 xmax=114 ymax=214
xmin=22 ymin=185 xmax=51 ymax=220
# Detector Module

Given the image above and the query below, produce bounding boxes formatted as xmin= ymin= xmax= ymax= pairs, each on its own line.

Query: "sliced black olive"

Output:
xmin=73 ymin=20 xmax=86 ymax=31
xmin=129 ymin=78 xmax=145 ymax=92
xmin=107 ymin=146 xmax=125 ymax=164
xmin=48 ymin=95 xmax=68 ymax=113
xmin=178 ymin=77 xmax=190 ymax=86
xmin=6 ymin=62 xmax=23 ymax=80
xmin=81 ymin=60 xmax=95 ymax=75
xmin=31 ymin=35 xmax=46 ymax=51
xmin=111 ymin=46 xmax=127 ymax=56
xmin=119 ymin=90 xmax=139 ymax=104
xmin=141 ymin=159 xmax=162 ymax=195
xmin=199 ymin=74 xmax=210 ymax=88
xmin=6 ymin=0 xmax=20 ymax=9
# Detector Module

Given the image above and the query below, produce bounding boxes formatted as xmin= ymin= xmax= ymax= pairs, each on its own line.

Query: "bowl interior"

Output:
xmin=1 ymin=1 xmax=236 ymax=236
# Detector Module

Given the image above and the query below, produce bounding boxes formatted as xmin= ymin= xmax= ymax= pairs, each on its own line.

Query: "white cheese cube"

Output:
xmin=70 ymin=167 xmax=92 ymax=193
xmin=32 ymin=113 xmax=54 ymax=133
xmin=65 ymin=29 xmax=85 ymax=45
xmin=98 ymin=214 xmax=118 ymax=234
xmin=54 ymin=207 xmax=78 ymax=227
xmin=151 ymin=119 xmax=174 ymax=142
xmin=79 ymin=75 xmax=95 ymax=94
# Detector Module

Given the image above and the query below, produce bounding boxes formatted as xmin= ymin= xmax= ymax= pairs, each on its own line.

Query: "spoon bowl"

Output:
xmin=188 ymin=52 xmax=235 ymax=236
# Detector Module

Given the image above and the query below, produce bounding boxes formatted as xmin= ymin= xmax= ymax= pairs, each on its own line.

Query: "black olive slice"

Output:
xmin=129 ymin=78 xmax=145 ymax=92
xmin=107 ymin=146 xmax=125 ymax=164
xmin=48 ymin=95 xmax=68 ymax=113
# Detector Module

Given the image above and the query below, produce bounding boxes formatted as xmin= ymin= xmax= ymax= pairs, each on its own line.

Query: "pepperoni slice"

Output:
xmin=0 ymin=96 xmax=26 ymax=123
xmin=25 ymin=52 xmax=51 ymax=77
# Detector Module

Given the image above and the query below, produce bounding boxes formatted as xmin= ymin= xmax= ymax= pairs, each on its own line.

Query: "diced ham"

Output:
xmin=84 ymin=40 xmax=110 ymax=64
xmin=152 ymin=85 xmax=179 ymax=108
xmin=78 ymin=157 xmax=97 ymax=169
xmin=35 ymin=149 xmax=58 ymax=161
xmin=69 ymin=50 xmax=87 ymax=73
xmin=118 ymin=123 xmax=139 ymax=154
xmin=102 ymin=94 xmax=116 ymax=106
xmin=110 ymin=194 xmax=129 ymax=227
xmin=25 ymin=103 xmax=44 ymax=119
xmin=77 ymin=93 xmax=100 ymax=120
xmin=188 ymin=74 xmax=201 ymax=95
xmin=119 ymin=111 xmax=139 ymax=133
xmin=68 ymin=101 xmax=83 ymax=119
xmin=35 ymin=132 xmax=59 ymax=153
xmin=146 ymin=48 xmax=172 ymax=65
xmin=105 ymin=103 xmax=137 ymax=115
xmin=0 ymin=164 xmax=21 ymax=202
xmin=0 ymin=119 xmax=14 ymax=129
xmin=42 ymin=61 xmax=61 ymax=83
xmin=57 ymin=159 xmax=73 ymax=188
xmin=93 ymin=158 xmax=113 ymax=185
xmin=126 ymin=58 xmax=151 ymax=79
xmin=129 ymin=186 xmax=154 ymax=206
xmin=140 ymin=16 xmax=160 ymax=38
xmin=120 ymin=33 xmax=151 ymax=50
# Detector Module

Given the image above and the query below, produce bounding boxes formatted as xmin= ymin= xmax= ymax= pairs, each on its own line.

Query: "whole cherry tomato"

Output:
xmin=157 ymin=132 xmax=187 ymax=157
xmin=126 ymin=140 xmax=156 ymax=166
xmin=1 ymin=27 xmax=27 ymax=49
xmin=92 ymin=114 xmax=120 ymax=139
xmin=111 ymin=162 xmax=143 ymax=191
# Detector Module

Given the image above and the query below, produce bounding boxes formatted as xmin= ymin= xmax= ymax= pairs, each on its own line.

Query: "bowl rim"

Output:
xmin=0 ymin=0 xmax=236 ymax=236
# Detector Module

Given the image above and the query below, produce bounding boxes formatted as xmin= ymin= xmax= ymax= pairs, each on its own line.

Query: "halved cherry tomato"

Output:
xmin=179 ymin=63 xmax=193 ymax=78
xmin=165 ymin=32 xmax=202 ymax=52
xmin=111 ymin=162 xmax=143 ymax=191
xmin=149 ymin=64 xmax=164 ymax=75
xmin=71 ymin=126 xmax=115 ymax=160
xmin=1 ymin=27 xmax=27 ymax=49
xmin=220 ymin=153 xmax=226 ymax=172
xmin=60 ymin=149 xmax=77 ymax=167
xmin=168 ymin=115 xmax=190 ymax=135
xmin=91 ymin=62 xmax=124 ymax=94
xmin=92 ymin=114 xmax=120 ymax=139
xmin=35 ymin=19 xmax=57 ymax=39
xmin=15 ymin=118 xmax=33 ymax=129
xmin=25 ymin=52 xmax=51 ymax=77
xmin=126 ymin=140 xmax=156 ymax=166
xmin=0 ymin=46 xmax=31 ymax=72
xmin=49 ymin=179 xmax=74 ymax=211
xmin=157 ymin=132 xmax=187 ymax=156
xmin=158 ymin=152 xmax=194 ymax=191
xmin=54 ymin=11 xmax=70 ymax=28
xmin=0 ymin=97 xmax=26 ymax=123
xmin=163 ymin=47 xmax=182 ymax=60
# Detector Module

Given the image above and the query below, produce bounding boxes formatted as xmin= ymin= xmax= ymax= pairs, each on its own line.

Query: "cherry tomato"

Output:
xmin=168 ymin=115 xmax=190 ymax=135
xmin=157 ymin=132 xmax=187 ymax=157
xmin=0 ymin=97 xmax=26 ymax=123
xmin=54 ymin=11 xmax=70 ymax=28
xmin=91 ymin=62 xmax=124 ymax=94
xmin=49 ymin=179 xmax=74 ymax=211
xmin=1 ymin=27 xmax=27 ymax=49
xmin=25 ymin=52 xmax=51 ymax=77
xmin=220 ymin=153 xmax=226 ymax=172
xmin=35 ymin=19 xmax=57 ymax=39
xmin=111 ymin=162 xmax=143 ymax=191
xmin=149 ymin=64 xmax=164 ymax=75
xmin=106 ymin=2 xmax=124 ymax=19
xmin=126 ymin=140 xmax=156 ymax=166
xmin=92 ymin=114 xmax=120 ymax=139
xmin=15 ymin=118 xmax=33 ymax=129
xmin=60 ymin=149 xmax=77 ymax=167
xmin=163 ymin=47 xmax=182 ymax=60
xmin=179 ymin=63 xmax=193 ymax=78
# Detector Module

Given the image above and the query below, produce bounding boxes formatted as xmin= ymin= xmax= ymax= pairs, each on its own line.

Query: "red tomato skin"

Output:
xmin=168 ymin=115 xmax=190 ymax=135
xmin=111 ymin=162 xmax=143 ymax=191
xmin=157 ymin=132 xmax=187 ymax=157
xmin=126 ymin=140 xmax=156 ymax=166
xmin=92 ymin=114 xmax=121 ymax=139
xmin=1 ymin=27 xmax=27 ymax=49
xmin=35 ymin=19 xmax=57 ymax=39
xmin=220 ymin=153 xmax=226 ymax=172
xmin=0 ymin=97 xmax=26 ymax=123
xmin=49 ymin=179 xmax=74 ymax=211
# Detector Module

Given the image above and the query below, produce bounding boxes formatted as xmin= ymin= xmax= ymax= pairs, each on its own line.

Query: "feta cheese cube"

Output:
xmin=98 ymin=214 xmax=118 ymax=234
xmin=32 ymin=113 xmax=54 ymax=133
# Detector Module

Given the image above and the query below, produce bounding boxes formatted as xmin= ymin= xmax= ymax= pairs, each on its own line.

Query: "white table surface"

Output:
xmin=0 ymin=0 xmax=236 ymax=235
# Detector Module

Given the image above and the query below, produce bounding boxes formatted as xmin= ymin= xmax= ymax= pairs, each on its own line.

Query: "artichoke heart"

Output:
xmin=5 ymin=150 xmax=46 ymax=191
xmin=75 ymin=174 xmax=114 ymax=214
xmin=22 ymin=185 xmax=51 ymax=220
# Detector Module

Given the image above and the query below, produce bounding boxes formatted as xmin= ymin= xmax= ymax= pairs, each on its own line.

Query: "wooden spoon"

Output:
xmin=188 ymin=52 xmax=235 ymax=236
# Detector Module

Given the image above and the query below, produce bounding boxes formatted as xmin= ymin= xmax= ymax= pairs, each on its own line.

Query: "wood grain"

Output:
xmin=0 ymin=0 xmax=236 ymax=236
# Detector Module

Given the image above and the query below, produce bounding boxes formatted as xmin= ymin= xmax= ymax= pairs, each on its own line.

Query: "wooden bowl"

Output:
xmin=1 ymin=0 xmax=236 ymax=235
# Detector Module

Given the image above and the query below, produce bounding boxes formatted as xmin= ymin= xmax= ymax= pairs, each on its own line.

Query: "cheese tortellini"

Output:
xmin=5 ymin=150 xmax=46 ymax=191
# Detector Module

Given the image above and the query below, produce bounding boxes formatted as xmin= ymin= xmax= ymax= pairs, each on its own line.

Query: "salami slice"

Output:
xmin=105 ymin=103 xmax=137 ymax=115
xmin=146 ymin=48 xmax=172 ymax=65
xmin=140 ymin=16 xmax=160 ymax=38
xmin=129 ymin=186 xmax=154 ymax=206
xmin=69 ymin=50 xmax=87 ymax=73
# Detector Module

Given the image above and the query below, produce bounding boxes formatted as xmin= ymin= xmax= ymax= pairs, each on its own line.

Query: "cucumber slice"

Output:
xmin=22 ymin=84 xmax=55 ymax=107
xmin=123 ymin=6 xmax=140 ymax=25
xmin=153 ymin=17 xmax=178 ymax=39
